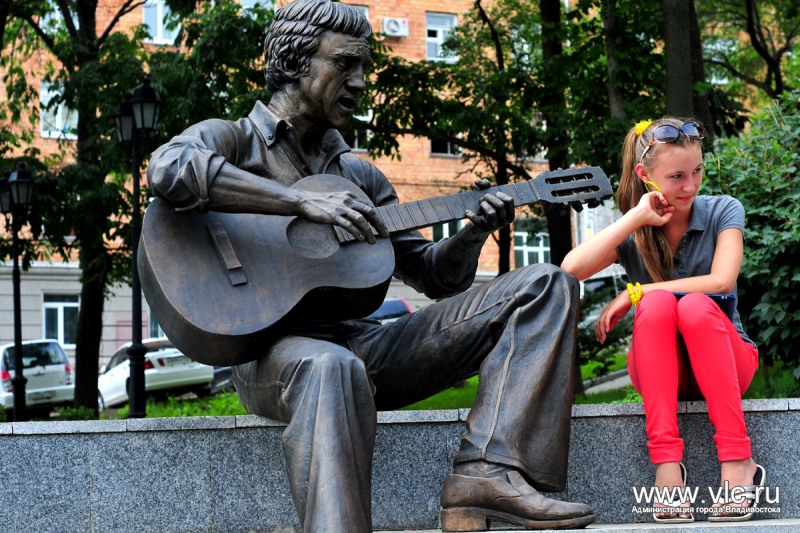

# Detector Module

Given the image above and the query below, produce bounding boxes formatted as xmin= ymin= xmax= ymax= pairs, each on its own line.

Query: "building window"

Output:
xmin=430 ymin=129 xmax=460 ymax=157
xmin=40 ymin=83 xmax=77 ymax=140
xmin=432 ymin=220 xmax=463 ymax=241
xmin=514 ymin=219 xmax=550 ymax=267
xmin=426 ymin=13 xmax=457 ymax=62
xmin=149 ymin=311 xmax=165 ymax=339
xmin=43 ymin=294 xmax=80 ymax=348
xmin=144 ymin=0 xmax=180 ymax=45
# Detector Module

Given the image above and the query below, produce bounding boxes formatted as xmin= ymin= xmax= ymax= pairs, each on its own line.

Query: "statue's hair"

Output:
xmin=617 ymin=116 xmax=705 ymax=282
xmin=264 ymin=0 xmax=372 ymax=93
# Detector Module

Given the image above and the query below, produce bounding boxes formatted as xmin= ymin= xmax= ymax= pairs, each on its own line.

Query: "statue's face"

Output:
xmin=297 ymin=31 xmax=371 ymax=130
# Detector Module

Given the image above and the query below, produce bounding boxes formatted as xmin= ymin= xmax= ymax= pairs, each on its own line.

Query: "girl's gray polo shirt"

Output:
xmin=616 ymin=195 xmax=754 ymax=346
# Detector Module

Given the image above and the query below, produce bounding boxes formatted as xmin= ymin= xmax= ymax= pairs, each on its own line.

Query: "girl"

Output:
xmin=561 ymin=117 xmax=763 ymax=523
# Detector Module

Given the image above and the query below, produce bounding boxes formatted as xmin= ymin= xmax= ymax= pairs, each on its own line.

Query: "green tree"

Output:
xmin=365 ymin=0 xmax=595 ymax=273
xmin=565 ymin=0 xmax=665 ymax=182
xmin=700 ymin=0 xmax=799 ymax=101
xmin=2 ymin=0 xmax=155 ymax=414
xmin=703 ymin=92 xmax=800 ymax=392
xmin=0 ymin=0 xmax=271 ymax=415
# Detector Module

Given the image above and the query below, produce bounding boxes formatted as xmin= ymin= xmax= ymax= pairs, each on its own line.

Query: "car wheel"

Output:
xmin=98 ymin=393 xmax=106 ymax=411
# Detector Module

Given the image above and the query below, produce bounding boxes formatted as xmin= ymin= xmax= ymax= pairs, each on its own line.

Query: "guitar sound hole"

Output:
xmin=286 ymin=218 xmax=340 ymax=259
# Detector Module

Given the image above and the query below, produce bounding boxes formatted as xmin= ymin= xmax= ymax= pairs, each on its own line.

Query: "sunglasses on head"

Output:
xmin=639 ymin=122 xmax=704 ymax=164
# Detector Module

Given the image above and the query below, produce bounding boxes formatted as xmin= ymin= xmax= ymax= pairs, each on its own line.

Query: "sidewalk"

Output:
xmin=383 ymin=518 xmax=800 ymax=532
xmin=583 ymin=367 xmax=633 ymax=394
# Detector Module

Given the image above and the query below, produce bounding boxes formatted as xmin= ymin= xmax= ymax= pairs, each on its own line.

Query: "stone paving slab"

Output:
xmin=381 ymin=518 xmax=800 ymax=532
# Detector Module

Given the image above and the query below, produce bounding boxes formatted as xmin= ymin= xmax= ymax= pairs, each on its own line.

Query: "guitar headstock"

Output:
xmin=531 ymin=166 xmax=613 ymax=211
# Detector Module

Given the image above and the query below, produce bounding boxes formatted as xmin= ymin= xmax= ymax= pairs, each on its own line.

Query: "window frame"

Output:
xmin=426 ymin=12 xmax=458 ymax=63
xmin=430 ymin=129 xmax=461 ymax=157
xmin=513 ymin=220 xmax=550 ymax=267
xmin=143 ymin=0 xmax=180 ymax=45
xmin=42 ymin=294 xmax=80 ymax=349
xmin=39 ymin=82 xmax=78 ymax=140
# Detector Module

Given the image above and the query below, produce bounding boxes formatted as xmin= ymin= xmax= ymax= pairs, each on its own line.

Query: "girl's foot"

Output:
xmin=710 ymin=459 xmax=764 ymax=521
xmin=653 ymin=462 xmax=693 ymax=523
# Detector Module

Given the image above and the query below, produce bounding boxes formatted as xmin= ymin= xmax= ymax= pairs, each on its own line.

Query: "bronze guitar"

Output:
xmin=139 ymin=167 xmax=612 ymax=365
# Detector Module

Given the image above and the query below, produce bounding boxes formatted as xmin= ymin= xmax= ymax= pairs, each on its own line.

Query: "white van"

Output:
xmin=0 ymin=339 xmax=74 ymax=413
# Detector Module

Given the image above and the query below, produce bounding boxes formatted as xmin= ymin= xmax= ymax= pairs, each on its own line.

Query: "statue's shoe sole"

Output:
xmin=441 ymin=506 xmax=597 ymax=531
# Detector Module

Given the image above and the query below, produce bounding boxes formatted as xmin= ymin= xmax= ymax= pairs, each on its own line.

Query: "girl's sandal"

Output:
xmin=653 ymin=462 xmax=695 ymax=524
xmin=708 ymin=464 xmax=766 ymax=522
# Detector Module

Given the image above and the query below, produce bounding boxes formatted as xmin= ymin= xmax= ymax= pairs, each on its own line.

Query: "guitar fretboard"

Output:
xmin=333 ymin=167 xmax=608 ymax=242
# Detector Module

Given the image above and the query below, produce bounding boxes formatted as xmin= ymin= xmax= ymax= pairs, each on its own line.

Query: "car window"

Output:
xmin=107 ymin=350 xmax=129 ymax=370
xmin=3 ymin=342 xmax=66 ymax=370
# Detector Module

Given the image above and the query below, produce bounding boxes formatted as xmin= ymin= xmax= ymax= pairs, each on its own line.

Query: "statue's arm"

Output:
xmin=147 ymin=122 xmax=387 ymax=242
xmin=147 ymin=119 xmax=306 ymax=215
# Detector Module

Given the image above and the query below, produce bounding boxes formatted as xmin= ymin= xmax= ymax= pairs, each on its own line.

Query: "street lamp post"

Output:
xmin=0 ymin=163 xmax=35 ymax=422
xmin=115 ymin=76 xmax=161 ymax=419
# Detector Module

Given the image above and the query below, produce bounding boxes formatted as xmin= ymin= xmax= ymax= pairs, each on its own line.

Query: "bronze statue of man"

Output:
xmin=147 ymin=0 xmax=595 ymax=531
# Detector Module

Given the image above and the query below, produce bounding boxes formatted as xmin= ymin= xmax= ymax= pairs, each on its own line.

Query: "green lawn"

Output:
xmin=85 ymin=358 xmax=799 ymax=419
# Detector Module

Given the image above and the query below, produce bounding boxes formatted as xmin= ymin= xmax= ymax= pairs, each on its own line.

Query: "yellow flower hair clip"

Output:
xmin=634 ymin=119 xmax=652 ymax=136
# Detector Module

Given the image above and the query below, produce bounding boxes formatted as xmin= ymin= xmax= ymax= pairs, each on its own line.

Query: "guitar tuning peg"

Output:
xmin=570 ymin=201 xmax=584 ymax=213
xmin=587 ymin=199 xmax=600 ymax=208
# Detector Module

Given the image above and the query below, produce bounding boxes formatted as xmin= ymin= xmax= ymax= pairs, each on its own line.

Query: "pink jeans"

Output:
xmin=627 ymin=290 xmax=759 ymax=464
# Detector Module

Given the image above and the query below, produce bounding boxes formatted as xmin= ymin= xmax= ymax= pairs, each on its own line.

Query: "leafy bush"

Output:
xmin=115 ymin=392 xmax=247 ymax=419
xmin=576 ymin=286 xmax=632 ymax=384
xmin=54 ymin=406 xmax=96 ymax=421
xmin=704 ymin=92 xmax=800 ymax=370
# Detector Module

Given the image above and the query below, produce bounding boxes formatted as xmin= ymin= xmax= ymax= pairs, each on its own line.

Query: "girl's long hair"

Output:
xmin=617 ymin=117 xmax=704 ymax=282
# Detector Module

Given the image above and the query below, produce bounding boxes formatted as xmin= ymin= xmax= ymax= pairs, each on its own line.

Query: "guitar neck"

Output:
xmin=334 ymin=166 xmax=611 ymax=242
xmin=381 ymin=181 xmax=538 ymax=234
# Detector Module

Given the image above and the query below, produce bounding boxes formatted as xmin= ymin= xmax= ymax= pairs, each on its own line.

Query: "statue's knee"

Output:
xmin=521 ymin=263 xmax=579 ymax=302
xmin=305 ymin=349 xmax=369 ymax=386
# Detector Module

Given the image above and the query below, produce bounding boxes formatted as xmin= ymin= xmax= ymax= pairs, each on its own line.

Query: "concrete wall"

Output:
xmin=1 ymin=399 xmax=797 ymax=532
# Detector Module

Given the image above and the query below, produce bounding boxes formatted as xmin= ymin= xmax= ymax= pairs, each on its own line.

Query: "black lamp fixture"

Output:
xmin=1 ymin=162 xmax=35 ymax=422
xmin=130 ymin=75 xmax=161 ymax=133
xmin=0 ymin=171 xmax=11 ymax=214
xmin=115 ymin=93 xmax=135 ymax=144
xmin=115 ymin=75 xmax=161 ymax=419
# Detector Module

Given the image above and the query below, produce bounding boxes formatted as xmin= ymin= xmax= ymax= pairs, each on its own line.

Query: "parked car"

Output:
xmin=98 ymin=337 xmax=214 ymax=410
xmin=0 ymin=339 xmax=74 ymax=414
xmin=579 ymin=272 xmax=630 ymax=327
xmin=367 ymin=297 xmax=413 ymax=323
xmin=210 ymin=365 xmax=235 ymax=395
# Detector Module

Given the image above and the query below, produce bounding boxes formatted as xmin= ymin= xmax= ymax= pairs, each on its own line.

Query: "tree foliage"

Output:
xmin=363 ymin=0 xmax=554 ymax=273
xmin=0 ymin=0 xmax=271 ymax=415
xmin=700 ymin=0 xmax=799 ymax=100
xmin=703 ymin=92 xmax=800 ymax=371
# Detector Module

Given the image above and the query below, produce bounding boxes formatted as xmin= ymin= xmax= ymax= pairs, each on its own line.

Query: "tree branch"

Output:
xmin=21 ymin=13 xmax=58 ymax=58
xmin=99 ymin=0 xmax=148 ymax=46
xmin=56 ymin=0 xmax=78 ymax=38
xmin=744 ymin=0 xmax=781 ymax=86
xmin=474 ymin=0 xmax=505 ymax=71
xmin=706 ymin=57 xmax=771 ymax=94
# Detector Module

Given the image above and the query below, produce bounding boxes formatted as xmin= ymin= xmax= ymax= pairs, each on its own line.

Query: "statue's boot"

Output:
xmin=440 ymin=469 xmax=596 ymax=531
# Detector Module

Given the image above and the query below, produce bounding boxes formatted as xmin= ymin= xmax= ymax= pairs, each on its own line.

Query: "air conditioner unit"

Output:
xmin=382 ymin=17 xmax=409 ymax=37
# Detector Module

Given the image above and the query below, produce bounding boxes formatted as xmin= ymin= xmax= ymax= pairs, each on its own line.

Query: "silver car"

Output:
xmin=0 ymin=339 xmax=74 ymax=413
xmin=98 ymin=337 xmax=214 ymax=409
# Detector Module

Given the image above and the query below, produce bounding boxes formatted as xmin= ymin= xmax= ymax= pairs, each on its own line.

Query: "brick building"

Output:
xmin=1 ymin=0 xmax=602 ymax=366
